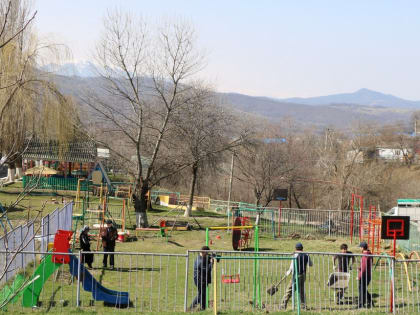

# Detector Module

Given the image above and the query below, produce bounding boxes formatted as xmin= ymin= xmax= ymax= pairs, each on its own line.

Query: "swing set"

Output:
xmin=211 ymin=254 xmax=301 ymax=315
xmin=204 ymin=225 xmax=259 ymax=290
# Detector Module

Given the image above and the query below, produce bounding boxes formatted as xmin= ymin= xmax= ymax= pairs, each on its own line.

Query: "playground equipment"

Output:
xmin=0 ymin=274 xmax=40 ymax=310
xmin=232 ymin=217 xmax=252 ymax=250
xmin=136 ymin=204 xmax=201 ymax=239
xmin=396 ymin=253 xmax=412 ymax=292
xmin=360 ymin=205 xmax=382 ymax=254
xmin=409 ymin=251 xmax=420 ymax=260
xmin=205 ymin=225 xmax=257 ymax=251
xmin=204 ymin=226 xmax=259 ymax=309
xmin=21 ymin=230 xmax=129 ymax=307
xmin=228 ymin=205 xmax=276 ymax=239
xmin=212 ymin=254 xmax=300 ymax=315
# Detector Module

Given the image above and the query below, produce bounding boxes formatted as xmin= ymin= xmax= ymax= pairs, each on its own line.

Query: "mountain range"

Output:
xmin=46 ymin=62 xmax=418 ymax=129
xmin=41 ymin=61 xmax=99 ymax=77
xmin=280 ymin=88 xmax=420 ymax=109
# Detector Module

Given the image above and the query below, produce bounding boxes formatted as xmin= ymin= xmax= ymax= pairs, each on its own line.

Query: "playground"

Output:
xmin=0 ymin=183 xmax=420 ymax=314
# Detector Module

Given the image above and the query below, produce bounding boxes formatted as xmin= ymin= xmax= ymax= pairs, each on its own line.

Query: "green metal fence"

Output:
xmin=22 ymin=176 xmax=89 ymax=191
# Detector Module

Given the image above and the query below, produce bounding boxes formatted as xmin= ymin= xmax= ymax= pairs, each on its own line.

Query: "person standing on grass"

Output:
xmin=281 ymin=242 xmax=313 ymax=310
xmin=331 ymin=243 xmax=355 ymax=304
xmin=101 ymin=219 xmax=118 ymax=269
xmin=189 ymin=246 xmax=213 ymax=311
xmin=358 ymin=241 xmax=374 ymax=308
xmin=80 ymin=225 xmax=93 ymax=268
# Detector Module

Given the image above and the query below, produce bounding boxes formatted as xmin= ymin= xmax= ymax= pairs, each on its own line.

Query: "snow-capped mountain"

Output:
xmin=40 ymin=61 xmax=99 ymax=77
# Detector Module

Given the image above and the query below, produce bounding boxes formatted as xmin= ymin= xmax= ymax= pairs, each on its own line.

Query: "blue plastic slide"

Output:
xmin=68 ymin=255 xmax=129 ymax=306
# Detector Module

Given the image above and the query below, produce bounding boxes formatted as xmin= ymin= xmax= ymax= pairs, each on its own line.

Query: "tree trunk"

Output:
xmin=15 ymin=157 xmax=23 ymax=179
xmin=7 ymin=162 xmax=15 ymax=182
xmin=255 ymin=196 xmax=261 ymax=226
xmin=289 ymin=183 xmax=292 ymax=208
xmin=184 ymin=163 xmax=198 ymax=217
xmin=293 ymin=189 xmax=302 ymax=209
xmin=135 ymin=180 xmax=149 ymax=228
xmin=339 ymin=185 xmax=346 ymax=210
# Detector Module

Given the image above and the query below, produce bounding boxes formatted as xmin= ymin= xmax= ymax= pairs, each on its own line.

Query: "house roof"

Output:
xmin=22 ymin=138 xmax=97 ymax=163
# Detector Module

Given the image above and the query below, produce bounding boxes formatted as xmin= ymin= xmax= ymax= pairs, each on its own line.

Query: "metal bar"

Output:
xmin=76 ymin=251 xmax=81 ymax=307
xmin=208 ymin=226 xmax=254 ymax=230
xmin=183 ymin=251 xmax=189 ymax=312
xmin=294 ymin=257 xmax=301 ymax=315
xmin=213 ymin=258 xmax=218 ymax=315
xmin=218 ymin=256 xmax=294 ymax=260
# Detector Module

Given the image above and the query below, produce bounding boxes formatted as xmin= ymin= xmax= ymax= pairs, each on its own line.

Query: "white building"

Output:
xmin=388 ymin=199 xmax=420 ymax=229
xmin=376 ymin=147 xmax=412 ymax=161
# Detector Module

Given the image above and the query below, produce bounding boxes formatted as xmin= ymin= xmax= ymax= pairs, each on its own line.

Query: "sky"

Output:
xmin=33 ymin=1 xmax=420 ymax=100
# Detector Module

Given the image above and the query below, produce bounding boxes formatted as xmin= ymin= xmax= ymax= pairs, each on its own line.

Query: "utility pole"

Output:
xmin=226 ymin=152 xmax=235 ymax=230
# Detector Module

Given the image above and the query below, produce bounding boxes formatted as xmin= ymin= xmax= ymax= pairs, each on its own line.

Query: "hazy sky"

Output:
xmin=34 ymin=1 xmax=420 ymax=100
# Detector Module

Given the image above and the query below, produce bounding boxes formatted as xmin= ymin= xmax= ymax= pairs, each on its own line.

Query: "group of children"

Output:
xmin=190 ymin=241 xmax=374 ymax=311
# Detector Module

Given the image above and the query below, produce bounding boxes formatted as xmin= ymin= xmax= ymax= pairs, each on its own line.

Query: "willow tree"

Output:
xmin=0 ymin=0 xmax=78 ymax=181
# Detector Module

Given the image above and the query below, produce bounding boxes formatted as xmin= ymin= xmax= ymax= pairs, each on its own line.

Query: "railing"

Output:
xmin=22 ymin=176 xmax=90 ymax=191
xmin=40 ymin=202 xmax=73 ymax=252
xmin=178 ymin=195 xmax=210 ymax=210
xmin=0 ymin=250 xmax=417 ymax=313
xmin=0 ymin=222 xmax=35 ymax=284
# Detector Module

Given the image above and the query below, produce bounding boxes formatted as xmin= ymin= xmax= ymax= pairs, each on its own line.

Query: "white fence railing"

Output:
xmin=40 ymin=202 xmax=73 ymax=252
xmin=0 ymin=249 xmax=417 ymax=314
xmin=0 ymin=222 xmax=35 ymax=283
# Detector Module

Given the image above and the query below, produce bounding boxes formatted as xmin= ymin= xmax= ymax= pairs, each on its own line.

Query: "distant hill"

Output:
xmin=280 ymin=88 xmax=420 ymax=109
xmin=45 ymin=64 xmax=414 ymax=129
xmin=222 ymin=92 xmax=412 ymax=128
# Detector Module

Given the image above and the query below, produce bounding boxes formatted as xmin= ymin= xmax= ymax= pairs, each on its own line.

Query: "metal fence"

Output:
xmin=1 ymin=250 xmax=420 ymax=313
xmin=186 ymin=250 xmax=298 ymax=313
xmin=40 ymin=202 xmax=73 ymax=252
xmin=0 ymin=222 xmax=35 ymax=284
xmin=223 ymin=207 xmax=368 ymax=240
xmin=22 ymin=175 xmax=90 ymax=191
xmin=397 ymin=221 xmax=420 ymax=253
xmin=274 ymin=208 xmax=365 ymax=239
xmin=0 ymin=250 xmax=188 ymax=313
xmin=394 ymin=258 xmax=420 ymax=314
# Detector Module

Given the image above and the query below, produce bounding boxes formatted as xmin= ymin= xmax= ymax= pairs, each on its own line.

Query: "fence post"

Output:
xmin=76 ymin=251 xmax=81 ymax=307
xmin=294 ymin=257 xmax=301 ymax=315
xmin=391 ymin=257 xmax=395 ymax=314
xmin=20 ymin=226 xmax=24 ymax=269
xmin=46 ymin=214 xmax=50 ymax=252
xmin=271 ymin=211 xmax=275 ymax=239
xmin=328 ymin=211 xmax=331 ymax=237
xmin=184 ymin=251 xmax=189 ymax=312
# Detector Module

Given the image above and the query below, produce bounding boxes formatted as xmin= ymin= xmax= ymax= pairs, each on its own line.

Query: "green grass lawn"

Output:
xmin=0 ymin=188 xmax=418 ymax=314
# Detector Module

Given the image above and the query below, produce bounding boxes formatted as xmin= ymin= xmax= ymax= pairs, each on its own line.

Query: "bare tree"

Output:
xmin=170 ymin=85 xmax=246 ymax=217
xmin=83 ymin=10 xmax=213 ymax=227
xmin=234 ymin=125 xmax=292 ymax=208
